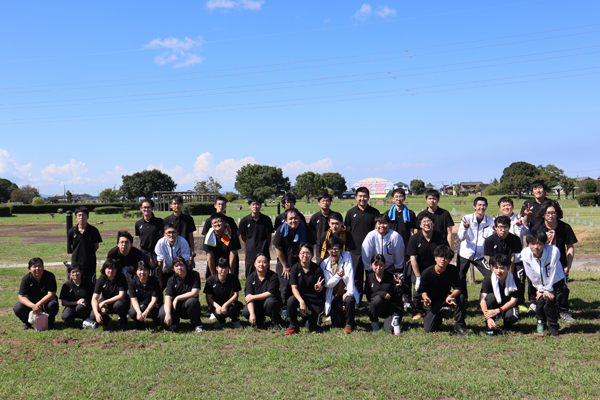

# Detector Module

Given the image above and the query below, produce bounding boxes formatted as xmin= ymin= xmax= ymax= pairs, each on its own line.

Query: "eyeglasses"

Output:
xmin=328 ymin=248 xmax=341 ymax=253
xmin=545 ymin=212 xmax=557 ymax=216
xmin=299 ymin=251 xmax=312 ymax=256
xmin=165 ymin=231 xmax=178 ymax=235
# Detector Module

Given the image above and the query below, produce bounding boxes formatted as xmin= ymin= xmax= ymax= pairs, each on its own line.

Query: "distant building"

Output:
xmin=440 ymin=184 xmax=454 ymax=195
xmin=393 ymin=181 xmax=410 ymax=194
xmin=353 ymin=178 xmax=394 ymax=199
xmin=339 ymin=191 xmax=355 ymax=199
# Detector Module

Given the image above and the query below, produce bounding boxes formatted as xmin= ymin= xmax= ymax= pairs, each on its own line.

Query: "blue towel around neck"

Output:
xmin=389 ymin=204 xmax=411 ymax=223
xmin=280 ymin=220 xmax=306 ymax=243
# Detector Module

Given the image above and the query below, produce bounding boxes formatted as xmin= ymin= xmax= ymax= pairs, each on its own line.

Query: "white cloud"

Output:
xmin=353 ymin=4 xmax=372 ymax=20
xmin=375 ymin=5 xmax=396 ymax=18
xmin=0 ymin=148 xmax=32 ymax=178
xmin=143 ymin=36 xmax=204 ymax=68
xmin=41 ymin=159 xmax=88 ymax=177
xmin=282 ymin=158 xmax=333 ymax=177
xmin=146 ymin=163 xmax=194 ymax=185
xmin=193 ymin=152 xmax=256 ymax=182
xmin=206 ymin=0 xmax=264 ymax=11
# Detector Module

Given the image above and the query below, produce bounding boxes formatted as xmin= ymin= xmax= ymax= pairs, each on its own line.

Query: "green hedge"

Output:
xmin=8 ymin=202 xmax=137 ymax=214
xmin=182 ymin=202 xmax=215 ymax=216
xmin=0 ymin=206 xmax=11 ymax=217
xmin=123 ymin=211 xmax=143 ymax=219
xmin=577 ymin=193 xmax=598 ymax=207
xmin=95 ymin=206 xmax=123 ymax=215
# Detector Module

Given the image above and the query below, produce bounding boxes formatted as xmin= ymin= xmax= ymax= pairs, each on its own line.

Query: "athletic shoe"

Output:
xmin=212 ymin=322 xmax=225 ymax=329
xmin=548 ymin=327 xmax=559 ymax=337
xmin=232 ymin=321 xmax=242 ymax=329
xmin=403 ymin=302 xmax=413 ymax=312
xmin=412 ymin=312 xmax=423 ymax=320
xmin=285 ymin=329 xmax=299 ymax=335
xmin=119 ymin=323 xmax=128 ymax=332
xmin=343 ymin=325 xmax=352 ymax=334
xmin=168 ymin=324 xmax=178 ymax=332
xmin=528 ymin=303 xmax=537 ymax=313
xmin=560 ymin=312 xmax=575 ymax=322
xmin=22 ymin=323 xmax=32 ymax=330
xmin=195 ymin=325 xmax=204 ymax=333
xmin=272 ymin=323 xmax=281 ymax=332
xmin=518 ymin=305 xmax=528 ymax=314
xmin=209 ymin=313 xmax=217 ymax=321
xmin=371 ymin=321 xmax=380 ymax=332
xmin=497 ymin=329 xmax=508 ymax=336
xmin=441 ymin=306 xmax=451 ymax=312
xmin=454 ymin=324 xmax=471 ymax=337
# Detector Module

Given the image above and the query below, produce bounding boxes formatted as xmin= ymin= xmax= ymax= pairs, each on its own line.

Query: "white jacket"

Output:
xmin=154 ymin=236 xmax=190 ymax=272
xmin=320 ymin=251 xmax=360 ymax=316
xmin=361 ymin=229 xmax=405 ymax=271
xmin=521 ymin=245 xmax=565 ymax=293
xmin=458 ymin=213 xmax=495 ymax=260
xmin=508 ymin=213 xmax=528 ymax=243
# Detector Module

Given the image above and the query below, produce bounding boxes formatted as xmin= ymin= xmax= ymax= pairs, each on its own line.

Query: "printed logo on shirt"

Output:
xmin=494 ymin=245 xmax=497 ymax=249
xmin=248 ymin=224 xmax=251 ymax=227
xmin=298 ymin=273 xmax=301 ymax=277
xmin=252 ymin=280 xmax=255 ymax=285
xmin=418 ymin=243 xmax=422 ymax=248
xmin=213 ymin=284 xmax=217 ymax=288
xmin=353 ymin=214 xmax=357 ymax=218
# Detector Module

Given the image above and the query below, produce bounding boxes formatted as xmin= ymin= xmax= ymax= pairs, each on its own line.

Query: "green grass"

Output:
xmin=1 ymin=266 xmax=600 ymax=399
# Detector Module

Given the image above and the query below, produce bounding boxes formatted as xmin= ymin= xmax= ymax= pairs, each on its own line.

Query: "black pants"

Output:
xmin=402 ymin=260 xmax=413 ymax=303
xmin=368 ymin=295 xmax=404 ymax=331
xmin=350 ymin=252 xmax=365 ymax=300
xmin=243 ymin=297 xmax=282 ymax=326
xmin=275 ymin=261 xmax=292 ymax=303
xmin=14 ymin=299 xmax=59 ymax=326
xmin=423 ymin=295 xmax=466 ymax=333
xmin=159 ymin=298 xmax=202 ymax=327
xmin=90 ymin=300 xmax=129 ymax=327
xmin=287 ymin=296 xmax=324 ymax=331
xmin=128 ymin=302 xmax=161 ymax=327
xmin=535 ymin=279 xmax=567 ymax=330
xmin=209 ymin=301 xmax=243 ymax=323
xmin=513 ymin=263 xmax=526 ymax=305
xmin=483 ymin=293 xmax=519 ymax=327
xmin=328 ymin=295 xmax=356 ymax=328
xmin=61 ymin=303 xmax=92 ymax=324
xmin=244 ymin=260 xmax=255 ymax=278
xmin=458 ymin=256 xmax=490 ymax=305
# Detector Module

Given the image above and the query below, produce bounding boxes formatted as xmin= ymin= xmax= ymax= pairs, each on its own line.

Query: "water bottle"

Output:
xmin=392 ymin=316 xmax=401 ymax=336
xmin=536 ymin=320 xmax=545 ymax=337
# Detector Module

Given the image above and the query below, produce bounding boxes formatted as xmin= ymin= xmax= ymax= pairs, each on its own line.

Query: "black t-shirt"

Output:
xmin=484 ymin=232 xmax=523 ymax=258
xmin=238 ymin=213 xmax=274 ymax=262
xmin=202 ymin=231 xmax=242 ymax=261
xmin=68 ymin=224 xmax=102 ymax=276
xmin=289 ymin=262 xmax=325 ymax=305
xmin=163 ymin=214 xmax=197 ymax=247
xmin=406 ymin=230 xmax=448 ymax=273
xmin=316 ymin=229 xmax=356 ymax=262
xmin=532 ymin=220 xmax=578 ymax=268
xmin=387 ymin=207 xmax=417 ymax=247
xmin=106 ymin=247 xmax=151 ymax=279
xmin=272 ymin=226 xmax=316 ymax=268
xmin=19 ymin=271 xmax=57 ymax=303
xmin=203 ymin=274 xmax=242 ymax=305
xmin=364 ymin=271 xmax=402 ymax=307
xmin=165 ymin=270 xmax=201 ymax=298
xmin=128 ymin=275 xmax=161 ymax=305
xmin=344 ymin=205 xmax=380 ymax=254
xmin=309 ymin=211 xmax=334 ymax=243
xmin=245 ymin=269 xmax=281 ymax=302
xmin=94 ymin=274 xmax=128 ymax=300
xmin=480 ymin=274 xmax=521 ymax=306
xmin=418 ymin=264 xmax=461 ymax=303
xmin=201 ymin=214 xmax=238 ymax=235
xmin=520 ymin=198 xmax=548 ymax=229
xmin=417 ymin=207 xmax=454 ymax=239
xmin=59 ymin=279 xmax=93 ymax=303
xmin=135 ymin=215 xmax=164 ymax=254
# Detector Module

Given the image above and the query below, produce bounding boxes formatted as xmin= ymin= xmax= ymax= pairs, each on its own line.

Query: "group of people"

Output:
xmin=14 ymin=180 xmax=577 ymax=337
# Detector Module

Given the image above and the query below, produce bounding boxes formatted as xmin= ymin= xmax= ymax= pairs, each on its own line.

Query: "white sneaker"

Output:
xmin=560 ymin=312 xmax=575 ymax=322
xmin=209 ymin=313 xmax=217 ymax=321
xmin=232 ymin=321 xmax=242 ymax=329
xmin=528 ymin=303 xmax=537 ymax=313
xmin=371 ymin=321 xmax=380 ymax=332
xmin=195 ymin=325 xmax=204 ymax=333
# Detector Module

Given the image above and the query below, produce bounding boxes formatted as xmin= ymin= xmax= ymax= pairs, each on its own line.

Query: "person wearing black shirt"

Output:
xmin=67 ymin=206 xmax=102 ymax=284
xmin=344 ymin=186 xmax=380 ymax=300
xmin=238 ymin=196 xmax=274 ymax=277
xmin=521 ymin=180 xmax=550 ymax=230
xmin=59 ymin=264 xmax=93 ymax=326
xmin=202 ymin=212 xmax=242 ymax=278
xmin=316 ymin=211 xmax=355 ymax=265
xmin=243 ymin=254 xmax=284 ymax=331
xmin=407 ymin=213 xmax=448 ymax=317
xmin=364 ymin=254 xmax=404 ymax=332
xmin=532 ymin=200 xmax=577 ymax=322
xmin=286 ymin=244 xmax=325 ymax=335
xmin=204 ymin=258 xmax=243 ymax=329
xmin=309 ymin=193 xmax=334 ymax=250
xmin=106 ymin=231 xmax=151 ymax=282
xmin=418 ymin=246 xmax=469 ymax=337
xmin=135 ymin=199 xmax=163 ymax=270
xmin=14 ymin=257 xmax=58 ymax=329
xmin=386 ymin=188 xmax=417 ymax=247
xmin=273 ymin=208 xmax=316 ymax=303
xmin=159 ymin=256 xmax=203 ymax=332
xmin=480 ymin=254 xmax=521 ymax=334
xmin=274 ymin=193 xmax=298 ymax=230
xmin=90 ymin=259 xmax=129 ymax=330
xmin=163 ymin=195 xmax=197 ymax=264
xmin=417 ymin=189 xmax=454 ymax=248
xmin=201 ymin=196 xmax=239 ymax=235
xmin=128 ymin=261 xmax=161 ymax=330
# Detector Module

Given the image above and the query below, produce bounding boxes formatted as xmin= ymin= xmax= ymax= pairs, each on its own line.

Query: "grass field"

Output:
xmin=1 ymin=264 xmax=600 ymax=399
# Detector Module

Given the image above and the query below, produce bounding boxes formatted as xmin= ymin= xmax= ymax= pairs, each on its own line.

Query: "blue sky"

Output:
xmin=1 ymin=0 xmax=599 ymax=196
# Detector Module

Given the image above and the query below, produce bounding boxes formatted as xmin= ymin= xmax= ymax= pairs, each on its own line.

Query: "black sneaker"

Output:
xmin=548 ymin=327 xmax=559 ymax=337
xmin=120 ymin=323 xmax=128 ymax=332
xmin=272 ymin=322 xmax=281 ymax=332
xmin=454 ymin=324 xmax=471 ymax=337
xmin=22 ymin=323 xmax=32 ymax=330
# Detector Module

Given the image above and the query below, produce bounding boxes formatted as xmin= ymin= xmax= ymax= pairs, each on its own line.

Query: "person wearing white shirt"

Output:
xmin=155 ymin=223 xmax=191 ymax=288
xmin=361 ymin=214 xmax=405 ymax=275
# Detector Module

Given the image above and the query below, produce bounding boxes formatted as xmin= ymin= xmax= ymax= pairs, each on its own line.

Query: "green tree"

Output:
xmin=253 ymin=186 xmax=275 ymax=205
xmin=561 ymin=177 xmax=576 ymax=199
xmin=482 ymin=185 xmax=501 ymax=196
xmin=536 ymin=164 xmax=565 ymax=189
xmin=99 ymin=188 xmax=120 ymax=203
xmin=410 ymin=179 xmax=426 ymax=195
xmin=322 ymin=172 xmax=347 ymax=197
xmin=32 ymin=197 xmax=45 ymax=205
xmin=234 ymin=164 xmax=290 ymax=199
xmin=294 ymin=172 xmax=327 ymax=203
xmin=10 ymin=185 xmax=40 ymax=204
xmin=584 ymin=180 xmax=597 ymax=194
xmin=47 ymin=196 xmax=59 ymax=204
xmin=0 ymin=178 xmax=18 ymax=203
xmin=194 ymin=176 xmax=222 ymax=194
xmin=120 ymin=169 xmax=177 ymax=201
xmin=66 ymin=190 xmax=73 ymax=203
xmin=500 ymin=161 xmax=539 ymax=197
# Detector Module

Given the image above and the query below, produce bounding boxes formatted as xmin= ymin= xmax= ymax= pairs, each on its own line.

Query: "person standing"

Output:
xmin=68 ymin=206 xmax=102 ymax=284
xmin=238 ymin=196 xmax=274 ymax=277
xmin=417 ymin=189 xmax=454 ymax=248
xmin=135 ymin=199 xmax=163 ymax=272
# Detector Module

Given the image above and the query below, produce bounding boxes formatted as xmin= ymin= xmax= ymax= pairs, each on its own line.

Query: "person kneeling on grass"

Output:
xmin=321 ymin=237 xmax=360 ymax=334
xmin=89 ymin=259 xmax=129 ymax=331
xmin=159 ymin=256 xmax=203 ymax=333
xmin=286 ymin=244 xmax=325 ymax=335
xmin=60 ymin=263 xmax=93 ymax=327
xmin=520 ymin=231 xmax=565 ymax=337
xmin=418 ymin=246 xmax=470 ymax=337
xmin=364 ymin=254 xmax=404 ymax=333
xmin=14 ymin=257 xmax=59 ymax=330
xmin=480 ymin=254 xmax=521 ymax=335
xmin=204 ymin=257 xmax=243 ymax=329
xmin=128 ymin=260 xmax=161 ymax=330
xmin=243 ymin=254 xmax=284 ymax=331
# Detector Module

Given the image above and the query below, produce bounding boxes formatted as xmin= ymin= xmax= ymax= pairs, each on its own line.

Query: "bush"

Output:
xmin=32 ymin=197 xmax=45 ymax=205
xmin=182 ymin=202 xmax=215 ymax=216
xmin=0 ymin=206 xmax=11 ymax=217
xmin=123 ymin=211 xmax=143 ymax=219
xmin=577 ymin=193 xmax=598 ymax=207
xmin=95 ymin=206 xmax=123 ymax=215
xmin=8 ymin=202 xmax=137 ymax=214
xmin=584 ymin=180 xmax=598 ymax=193
xmin=482 ymin=185 xmax=502 ymax=196
xmin=224 ymin=192 xmax=239 ymax=203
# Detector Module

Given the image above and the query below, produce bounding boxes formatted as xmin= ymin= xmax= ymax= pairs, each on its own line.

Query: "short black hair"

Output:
xmin=117 ymin=230 xmax=134 ymax=244
xmin=164 ymin=222 xmax=178 ymax=232
xmin=473 ymin=196 xmax=488 ymax=206
xmin=490 ymin=254 xmax=510 ymax=268
xmin=74 ymin=206 xmax=89 ymax=217
xmin=101 ymin=259 xmax=121 ymax=276
xmin=28 ymin=257 xmax=44 ymax=269
xmin=433 ymin=245 xmax=454 ymax=260
xmin=494 ymin=215 xmax=511 ymax=227
xmin=318 ymin=192 xmax=333 ymax=202
xmin=328 ymin=211 xmax=343 ymax=223
xmin=298 ymin=243 xmax=313 ymax=256
xmin=417 ymin=212 xmax=433 ymax=224
xmin=210 ymin=212 xmax=227 ymax=223
xmin=283 ymin=208 xmax=302 ymax=221
xmin=67 ymin=263 xmax=81 ymax=274
xmin=537 ymin=199 xmax=563 ymax=220
xmin=355 ymin=187 xmax=369 ymax=196
xmin=139 ymin=199 xmax=155 ymax=208
xmin=217 ymin=257 xmax=230 ymax=269
xmin=248 ymin=195 xmax=263 ymax=205
xmin=424 ymin=189 xmax=440 ymax=200
xmin=326 ymin=236 xmax=344 ymax=250
xmin=391 ymin=188 xmax=406 ymax=197
xmin=215 ymin=196 xmax=227 ymax=204
xmin=531 ymin=180 xmax=548 ymax=191
xmin=136 ymin=260 xmax=150 ymax=272
xmin=170 ymin=195 xmax=183 ymax=204
xmin=526 ymin=230 xmax=548 ymax=244
xmin=370 ymin=254 xmax=386 ymax=266
xmin=172 ymin=256 xmax=189 ymax=269
xmin=497 ymin=196 xmax=513 ymax=207
xmin=282 ymin=193 xmax=296 ymax=204
xmin=374 ymin=213 xmax=391 ymax=224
